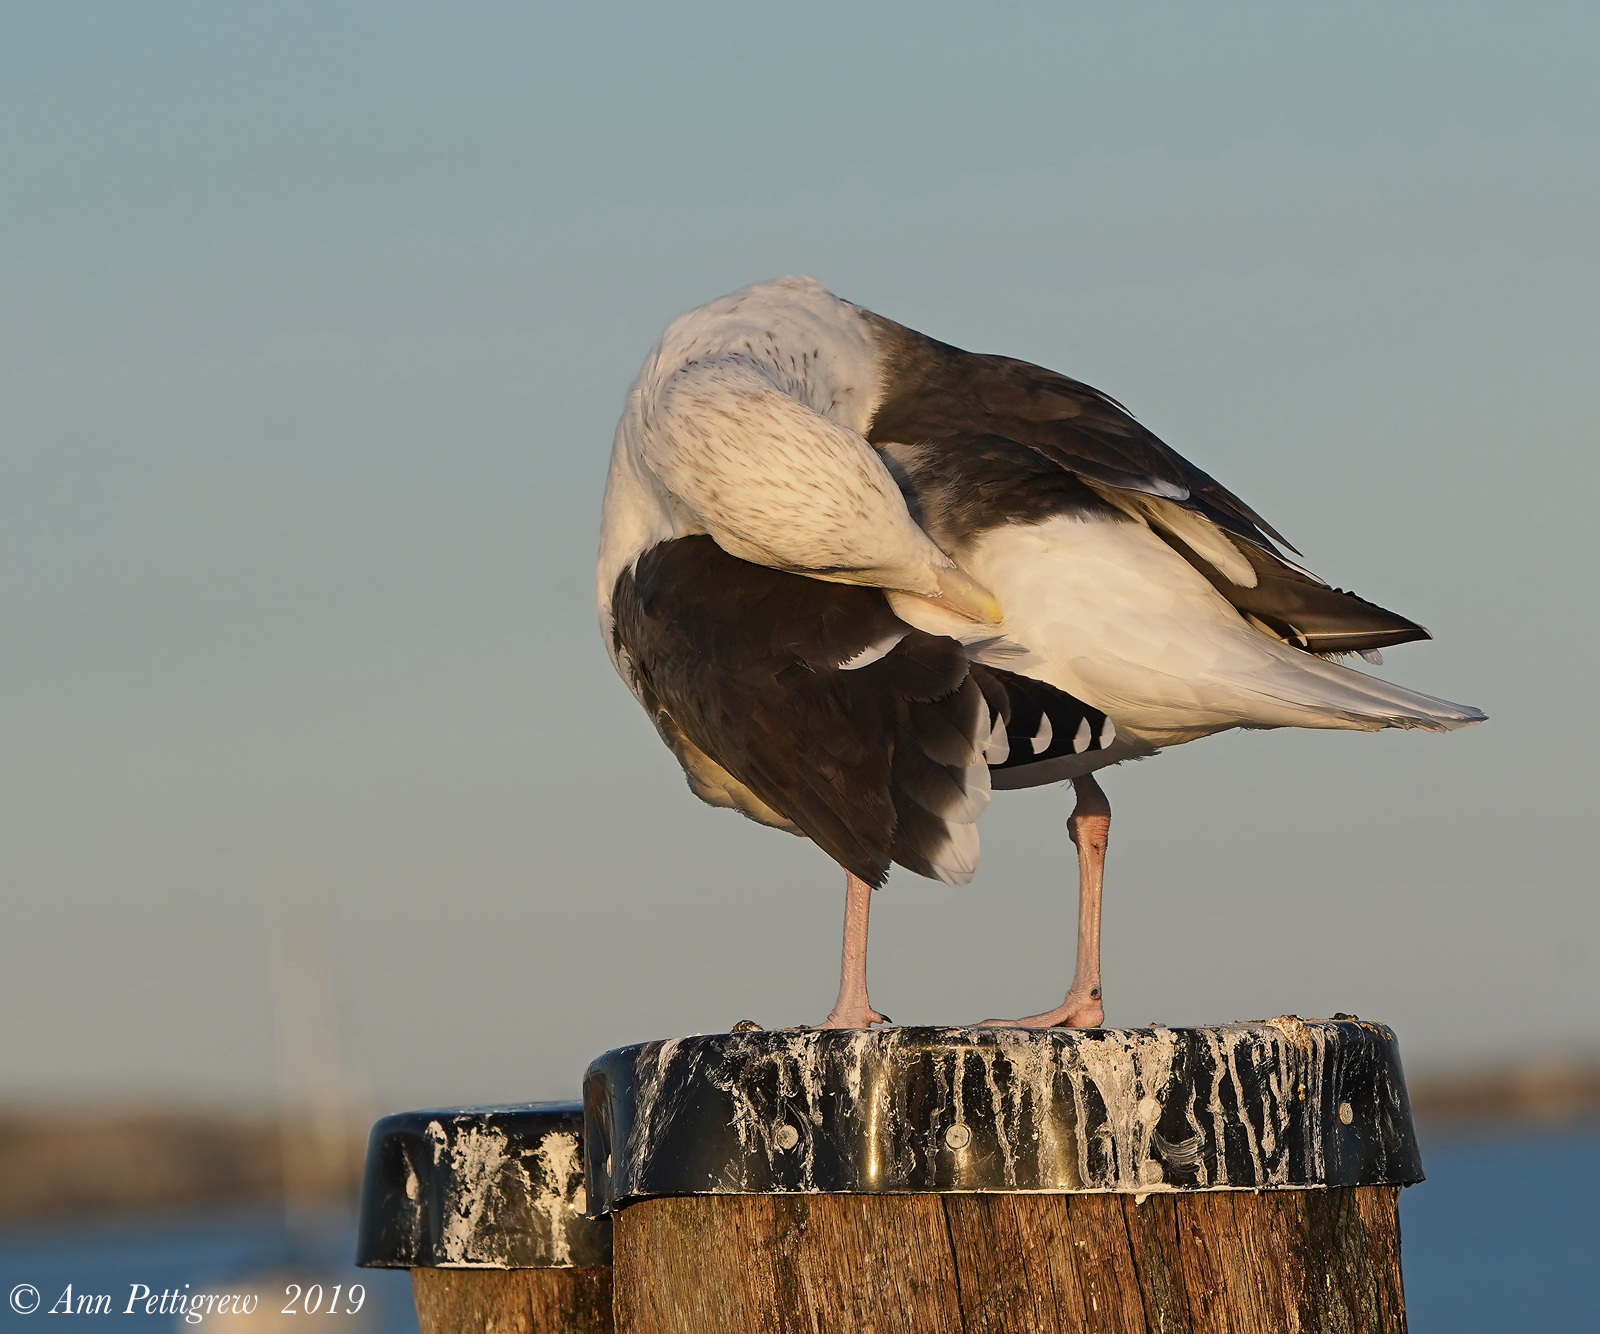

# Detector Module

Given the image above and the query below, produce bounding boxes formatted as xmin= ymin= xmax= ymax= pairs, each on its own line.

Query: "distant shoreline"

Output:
xmin=4 ymin=1056 xmax=1597 ymax=1222
xmin=1405 ymin=1057 xmax=1600 ymax=1132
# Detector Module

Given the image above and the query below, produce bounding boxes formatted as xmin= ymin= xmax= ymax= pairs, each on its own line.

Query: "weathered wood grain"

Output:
xmin=411 ymin=1266 xmax=613 ymax=1334
xmin=944 ymin=1194 xmax=1156 ymax=1333
xmin=611 ymin=1187 xmax=1405 ymax=1334
xmin=1063 ymin=1194 xmax=1156 ymax=1333
xmin=615 ymin=1194 xmax=964 ymax=1333
xmin=1117 ymin=1193 xmax=1194 ymax=1333
xmin=944 ymin=1192 xmax=1091 ymax=1332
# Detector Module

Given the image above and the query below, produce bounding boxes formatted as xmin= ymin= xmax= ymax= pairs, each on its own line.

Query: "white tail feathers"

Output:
xmin=953 ymin=515 xmax=1486 ymax=744
xmin=1240 ymin=653 xmax=1485 ymax=733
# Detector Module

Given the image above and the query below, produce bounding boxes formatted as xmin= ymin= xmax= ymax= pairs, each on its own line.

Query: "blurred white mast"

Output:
xmin=268 ymin=888 xmax=362 ymax=1235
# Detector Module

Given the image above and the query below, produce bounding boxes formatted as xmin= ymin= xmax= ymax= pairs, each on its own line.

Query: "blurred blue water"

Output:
xmin=0 ymin=1208 xmax=416 ymax=1334
xmin=1 ymin=1131 xmax=1595 ymax=1332
xmin=1401 ymin=1129 xmax=1600 ymax=1334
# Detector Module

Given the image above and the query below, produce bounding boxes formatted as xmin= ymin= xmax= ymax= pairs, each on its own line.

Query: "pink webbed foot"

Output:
xmin=818 ymin=1003 xmax=891 ymax=1030
xmin=978 ymin=988 xmax=1103 ymax=1029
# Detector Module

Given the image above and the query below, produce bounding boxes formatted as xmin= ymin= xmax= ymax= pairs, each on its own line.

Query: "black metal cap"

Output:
xmin=356 ymin=1102 xmax=612 ymax=1269
xmin=582 ymin=1021 xmax=1421 ymax=1214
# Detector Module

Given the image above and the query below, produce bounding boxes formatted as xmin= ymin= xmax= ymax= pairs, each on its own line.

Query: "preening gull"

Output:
xmin=597 ymin=277 xmax=1484 ymax=1029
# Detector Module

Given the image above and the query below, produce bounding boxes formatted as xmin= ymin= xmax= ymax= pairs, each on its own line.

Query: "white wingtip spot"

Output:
xmin=1072 ymin=717 xmax=1092 ymax=753
xmin=983 ymin=710 xmax=1010 ymax=764
xmin=1359 ymin=648 xmax=1384 ymax=665
xmin=1099 ymin=717 xmax=1116 ymax=748
xmin=1030 ymin=712 xmax=1053 ymax=755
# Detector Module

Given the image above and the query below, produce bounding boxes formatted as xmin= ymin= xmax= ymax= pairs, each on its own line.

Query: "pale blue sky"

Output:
xmin=2 ymin=2 xmax=1596 ymax=1110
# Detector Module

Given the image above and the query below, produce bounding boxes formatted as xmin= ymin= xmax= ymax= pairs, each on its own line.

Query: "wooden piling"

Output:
xmin=584 ymin=1021 xmax=1420 ymax=1334
xmin=612 ymin=1186 xmax=1404 ymax=1332
xmin=409 ymin=1268 xmax=612 ymax=1334
xmin=357 ymin=1103 xmax=613 ymax=1334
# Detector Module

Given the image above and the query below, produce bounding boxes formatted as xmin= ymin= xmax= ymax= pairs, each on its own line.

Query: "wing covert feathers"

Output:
xmin=869 ymin=319 xmax=1435 ymax=657
xmin=612 ymin=537 xmax=987 ymax=886
xmin=863 ymin=312 xmax=1295 ymax=553
xmin=611 ymin=537 xmax=1124 ymax=886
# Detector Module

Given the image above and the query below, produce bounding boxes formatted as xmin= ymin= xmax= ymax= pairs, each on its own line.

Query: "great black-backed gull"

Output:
xmin=597 ymin=277 xmax=1483 ymax=1029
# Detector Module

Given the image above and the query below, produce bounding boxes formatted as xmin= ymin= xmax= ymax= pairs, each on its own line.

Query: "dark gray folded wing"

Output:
xmin=612 ymin=537 xmax=1123 ymax=885
xmin=863 ymin=311 xmax=1289 ymax=550
xmin=612 ymin=537 xmax=987 ymax=887
xmin=863 ymin=314 xmax=1429 ymax=655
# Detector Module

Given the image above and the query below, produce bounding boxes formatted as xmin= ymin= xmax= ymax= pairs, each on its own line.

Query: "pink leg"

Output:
xmin=819 ymin=871 xmax=890 ymax=1029
xmin=983 ymin=775 xmax=1110 ymax=1028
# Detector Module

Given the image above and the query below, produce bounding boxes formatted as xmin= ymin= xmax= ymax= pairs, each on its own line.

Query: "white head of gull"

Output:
xmin=597 ymin=277 xmax=1485 ymax=1030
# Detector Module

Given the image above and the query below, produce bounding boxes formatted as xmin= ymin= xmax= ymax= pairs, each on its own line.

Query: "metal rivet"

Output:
xmin=944 ymin=1122 xmax=972 ymax=1150
xmin=774 ymin=1124 xmax=800 ymax=1150
xmin=1338 ymin=1102 xmax=1354 ymax=1125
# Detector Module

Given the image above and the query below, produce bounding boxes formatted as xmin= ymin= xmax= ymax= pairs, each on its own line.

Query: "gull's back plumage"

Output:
xmin=599 ymin=277 xmax=1483 ymax=884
